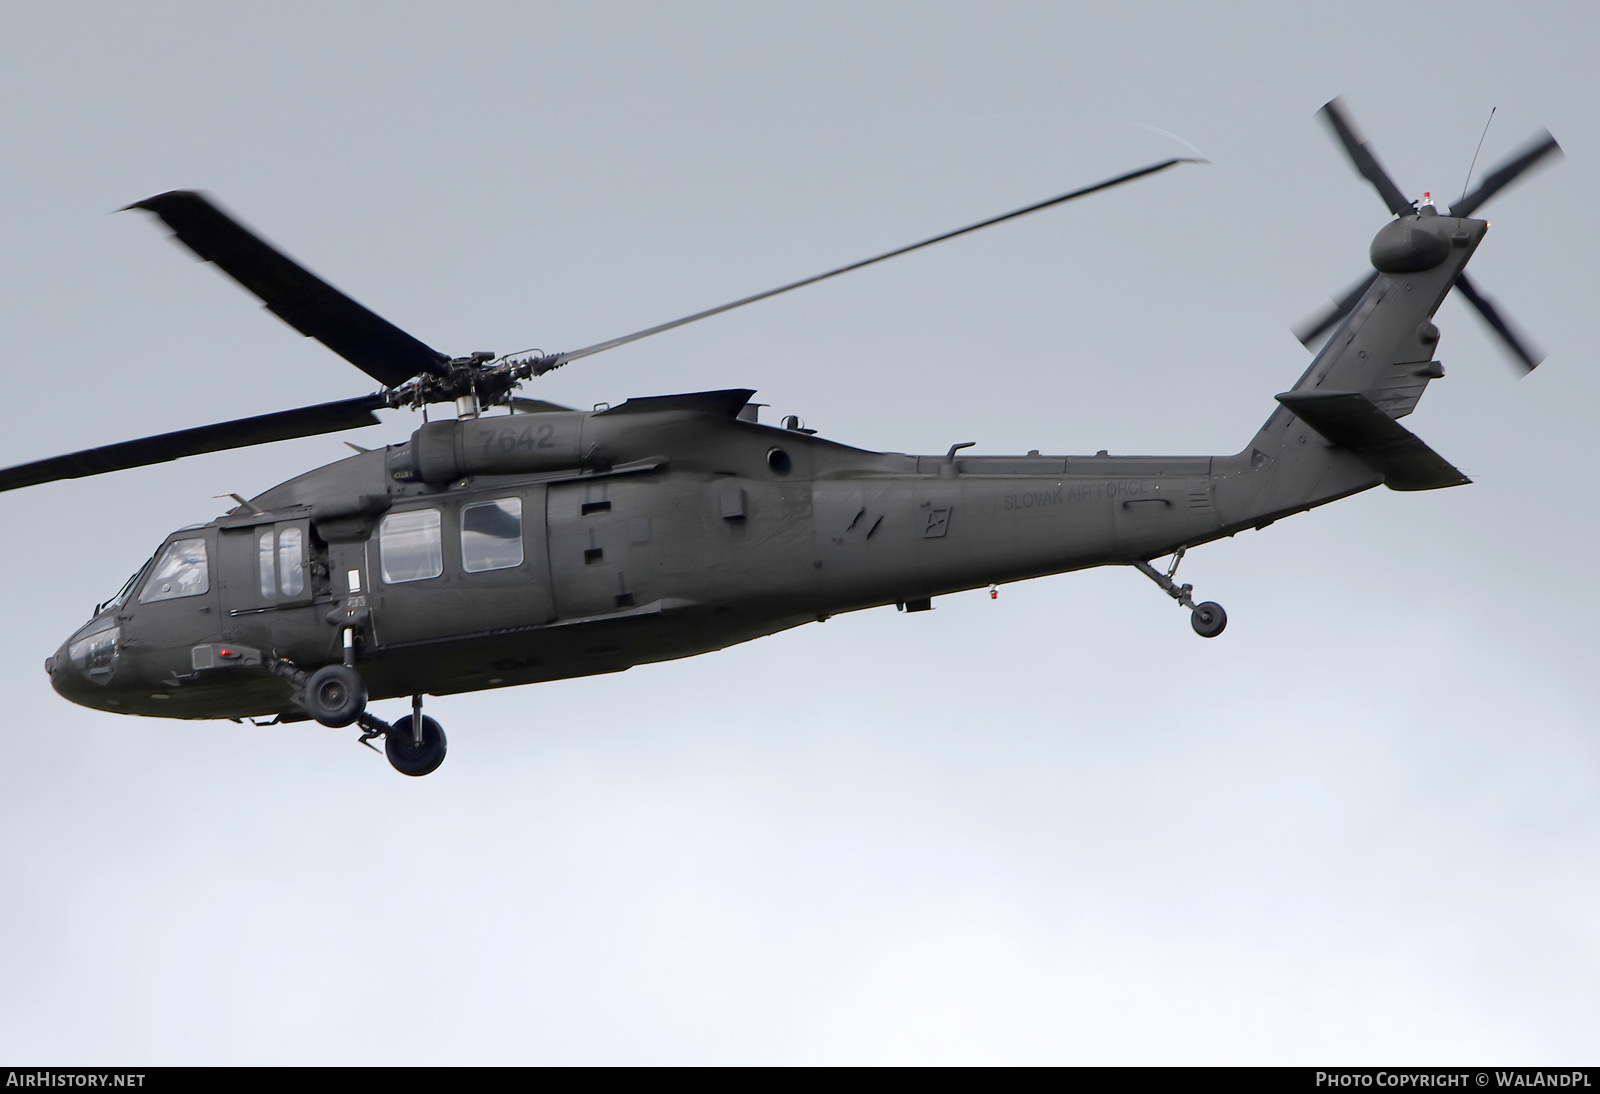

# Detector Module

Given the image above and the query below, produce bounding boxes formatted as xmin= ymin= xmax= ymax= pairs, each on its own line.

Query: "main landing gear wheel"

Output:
xmin=386 ymin=715 xmax=447 ymax=777
xmin=304 ymin=664 xmax=367 ymax=727
xmin=1190 ymin=601 xmax=1228 ymax=638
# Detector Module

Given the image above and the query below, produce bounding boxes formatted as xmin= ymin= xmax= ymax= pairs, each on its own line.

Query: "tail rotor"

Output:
xmin=1293 ymin=97 xmax=1562 ymax=373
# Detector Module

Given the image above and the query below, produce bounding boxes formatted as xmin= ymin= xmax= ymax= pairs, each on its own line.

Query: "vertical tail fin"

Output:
xmin=1218 ymin=211 xmax=1486 ymax=527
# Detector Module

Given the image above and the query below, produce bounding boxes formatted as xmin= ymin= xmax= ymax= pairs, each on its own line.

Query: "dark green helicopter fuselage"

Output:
xmin=47 ymin=212 xmax=1486 ymax=722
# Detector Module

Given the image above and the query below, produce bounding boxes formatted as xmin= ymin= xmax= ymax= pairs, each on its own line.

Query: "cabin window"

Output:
xmin=461 ymin=498 xmax=523 ymax=573
xmin=258 ymin=531 xmax=275 ymax=599
xmin=278 ymin=527 xmax=305 ymax=596
xmin=257 ymin=527 xmax=307 ymax=599
xmin=379 ymin=509 xmax=443 ymax=583
xmin=139 ymin=538 xmax=210 ymax=603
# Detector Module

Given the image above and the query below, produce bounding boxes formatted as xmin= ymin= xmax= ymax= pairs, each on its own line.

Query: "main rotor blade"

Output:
xmin=527 ymin=157 xmax=1199 ymax=371
xmin=1319 ymin=98 xmax=1414 ymax=218
xmin=127 ymin=191 xmax=451 ymax=388
xmin=0 ymin=394 xmax=387 ymax=494
xmin=1292 ymin=271 xmax=1380 ymax=348
xmin=1450 ymin=130 xmax=1563 ymax=219
xmin=1454 ymin=272 xmax=1543 ymax=372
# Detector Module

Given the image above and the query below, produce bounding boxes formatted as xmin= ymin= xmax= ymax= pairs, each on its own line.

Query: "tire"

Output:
xmin=386 ymin=715 xmax=447 ymax=777
xmin=1190 ymin=601 xmax=1228 ymax=638
xmin=304 ymin=664 xmax=367 ymax=727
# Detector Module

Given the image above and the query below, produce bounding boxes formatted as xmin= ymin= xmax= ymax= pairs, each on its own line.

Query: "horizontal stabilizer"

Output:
xmin=1274 ymin=391 xmax=1470 ymax=491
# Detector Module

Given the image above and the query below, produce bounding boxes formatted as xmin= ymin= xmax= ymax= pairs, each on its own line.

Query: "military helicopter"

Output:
xmin=11 ymin=99 xmax=1561 ymax=777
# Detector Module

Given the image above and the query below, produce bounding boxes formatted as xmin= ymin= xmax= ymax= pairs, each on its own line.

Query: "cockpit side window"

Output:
xmin=139 ymin=538 xmax=210 ymax=603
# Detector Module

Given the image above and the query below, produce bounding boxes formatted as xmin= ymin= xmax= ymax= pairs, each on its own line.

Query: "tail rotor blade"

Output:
xmin=1319 ymin=98 xmax=1414 ymax=217
xmin=1293 ymin=271 xmax=1379 ymax=348
xmin=1450 ymin=130 xmax=1563 ymax=219
xmin=1454 ymin=272 xmax=1543 ymax=372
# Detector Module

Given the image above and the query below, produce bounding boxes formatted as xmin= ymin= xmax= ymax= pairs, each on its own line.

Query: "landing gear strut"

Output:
xmin=353 ymin=694 xmax=448 ymax=777
xmin=1133 ymin=548 xmax=1228 ymax=638
xmin=278 ymin=649 xmax=447 ymax=776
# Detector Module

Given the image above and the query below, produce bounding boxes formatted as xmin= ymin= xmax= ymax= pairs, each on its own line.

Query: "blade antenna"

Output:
xmin=1458 ymin=107 xmax=1497 ymax=209
xmin=504 ymin=157 xmax=1201 ymax=373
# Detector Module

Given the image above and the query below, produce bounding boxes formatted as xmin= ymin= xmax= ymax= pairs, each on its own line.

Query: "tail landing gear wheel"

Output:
xmin=305 ymin=664 xmax=367 ymax=727
xmin=1191 ymin=601 xmax=1228 ymax=638
xmin=1134 ymin=553 xmax=1228 ymax=637
xmin=386 ymin=715 xmax=447 ymax=777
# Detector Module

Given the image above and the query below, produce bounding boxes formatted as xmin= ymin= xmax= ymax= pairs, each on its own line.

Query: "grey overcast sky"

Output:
xmin=1 ymin=1 xmax=1596 ymax=1065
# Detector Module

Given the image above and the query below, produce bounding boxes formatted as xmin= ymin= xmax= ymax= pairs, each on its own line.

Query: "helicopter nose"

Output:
xmin=47 ymin=636 xmax=74 ymax=677
xmin=49 ymin=623 xmax=124 ymax=709
xmin=47 ymin=639 xmax=83 ymax=701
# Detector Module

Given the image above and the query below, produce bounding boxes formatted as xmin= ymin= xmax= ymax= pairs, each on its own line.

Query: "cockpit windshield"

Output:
xmin=95 ymin=559 xmax=151 ymax=616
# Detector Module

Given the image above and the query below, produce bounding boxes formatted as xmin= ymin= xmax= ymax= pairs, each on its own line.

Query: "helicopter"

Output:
xmin=10 ymin=99 xmax=1562 ymax=777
